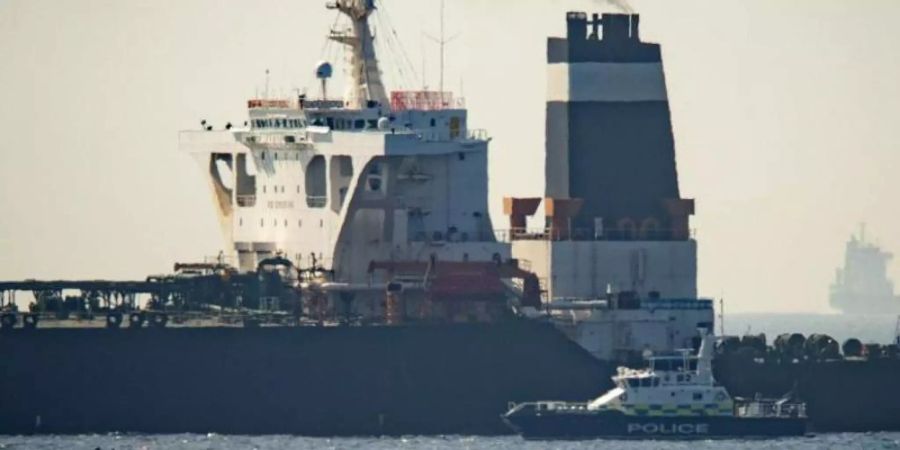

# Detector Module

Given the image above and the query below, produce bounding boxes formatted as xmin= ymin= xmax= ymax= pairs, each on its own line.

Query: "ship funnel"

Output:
xmin=545 ymin=11 xmax=693 ymax=241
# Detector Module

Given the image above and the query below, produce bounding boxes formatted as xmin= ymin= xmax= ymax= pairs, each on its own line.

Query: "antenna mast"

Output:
xmin=424 ymin=0 xmax=459 ymax=104
xmin=718 ymin=297 xmax=725 ymax=336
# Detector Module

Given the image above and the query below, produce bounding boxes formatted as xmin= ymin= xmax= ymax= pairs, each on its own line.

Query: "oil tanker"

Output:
xmin=1 ymin=1 xmax=899 ymax=436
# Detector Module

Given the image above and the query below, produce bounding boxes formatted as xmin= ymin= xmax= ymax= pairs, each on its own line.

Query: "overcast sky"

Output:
xmin=1 ymin=0 xmax=898 ymax=313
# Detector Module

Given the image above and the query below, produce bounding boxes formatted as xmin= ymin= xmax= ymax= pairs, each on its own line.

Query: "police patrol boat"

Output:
xmin=502 ymin=330 xmax=808 ymax=439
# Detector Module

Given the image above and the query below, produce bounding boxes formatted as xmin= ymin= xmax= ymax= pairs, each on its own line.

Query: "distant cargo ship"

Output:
xmin=830 ymin=226 xmax=900 ymax=314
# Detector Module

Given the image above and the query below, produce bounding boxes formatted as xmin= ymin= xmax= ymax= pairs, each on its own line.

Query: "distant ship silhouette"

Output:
xmin=830 ymin=224 xmax=900 ymax=314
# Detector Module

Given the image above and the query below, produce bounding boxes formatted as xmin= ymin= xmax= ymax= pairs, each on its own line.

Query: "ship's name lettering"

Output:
xmin=626 ymin=423 xmax=709 ymax=435
xmin=267 ymin=201 xmax=294 ymax=209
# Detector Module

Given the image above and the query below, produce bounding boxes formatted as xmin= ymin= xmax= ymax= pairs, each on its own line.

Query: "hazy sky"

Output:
xmin=1 ymin=0 xmax=899 ymax=313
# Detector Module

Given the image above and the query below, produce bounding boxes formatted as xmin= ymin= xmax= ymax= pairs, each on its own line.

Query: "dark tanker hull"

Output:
xmin=714 ymin=355 xmax=900 ymax=432
xmin=2 ymin=322 xmax=900 ymax=435
xmin=0 ymin=320 xmax=612 ymax=436
xmin=503 ymin=410 xmax=807 ymax=440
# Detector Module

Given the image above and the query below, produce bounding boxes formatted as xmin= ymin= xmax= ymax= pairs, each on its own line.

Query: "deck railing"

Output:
xmin=494 ymin=227 xmax=697 ymax=243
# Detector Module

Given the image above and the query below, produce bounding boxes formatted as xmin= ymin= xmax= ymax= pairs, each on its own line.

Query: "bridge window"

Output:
xmin=305 ymin=155 xmax=327 ymax=208
xmin=330 ymin=155 xmax=353 ymax=212
xmin=366 ymin=162 xmax=384 ymax=191
xmin=354 ymin=119 xmax=365 ymax=129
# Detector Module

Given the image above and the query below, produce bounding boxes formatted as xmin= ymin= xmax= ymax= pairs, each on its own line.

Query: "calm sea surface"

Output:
xmin=1 ymin=434 xmax=899 ymax=450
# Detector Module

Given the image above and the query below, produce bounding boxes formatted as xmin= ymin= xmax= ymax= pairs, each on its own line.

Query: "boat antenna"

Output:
xmin=895 ymin=315 xmax=900 ymax=346
xmin=424 ymin=0 xmax=459 ymax=104
xmin=264 ymin=69 xmax=270 ymax=99
xmin=718 ymin=297 xmax=725 ymax=336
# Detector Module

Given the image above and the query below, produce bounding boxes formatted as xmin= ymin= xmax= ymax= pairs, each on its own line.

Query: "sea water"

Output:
xmin=1 ymin=433 xmax=899 ymax=450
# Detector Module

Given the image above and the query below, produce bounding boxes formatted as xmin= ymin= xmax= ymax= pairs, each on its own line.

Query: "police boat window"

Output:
xmin=627 ymin=379 xmax=640 ymax=388
xmin=640 ymin=378 xmax=652 ymax=388
xmin=693 ymin=392 xmax=703 ymax=401
xmin=355 ymin=119 xmax=365 ymax=129
xmin=689 ymin=359 xmax=698 ymax=371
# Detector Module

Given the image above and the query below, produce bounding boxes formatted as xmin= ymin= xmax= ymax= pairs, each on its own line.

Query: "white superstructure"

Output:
xmin=586 ymin=331 xmax=733 ymax=415
xmin=180 ymin=0 xmax=507 ymax=318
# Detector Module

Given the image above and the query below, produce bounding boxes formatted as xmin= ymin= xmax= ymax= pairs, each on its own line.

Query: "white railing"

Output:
xmin=466 ymin=129 xmax=490 ymax=141
xmin=494 ymin=227 xmax=698 ymax=242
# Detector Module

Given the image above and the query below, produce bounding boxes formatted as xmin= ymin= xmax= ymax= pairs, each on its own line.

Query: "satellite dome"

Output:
xmin=315 ymin=61 xmax=333 ymax=80
xmin=377 ymin=117 xmax=390 ymax=130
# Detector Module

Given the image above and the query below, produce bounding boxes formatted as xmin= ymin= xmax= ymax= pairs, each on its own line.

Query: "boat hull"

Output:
xmin=503 ymin=410 xmax=807 ymax=440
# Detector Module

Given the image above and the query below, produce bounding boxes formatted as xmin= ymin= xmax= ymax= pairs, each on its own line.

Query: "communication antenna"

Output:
xmin=895 ymin=315 xmax=900 ymax=346
xmin=264 ymin=69 xmax=270 ymax=99
xmin=420 ymin=33 xmax=428 ymax=90
xmin=718 ymin=297 xmax=725 ymax=336
xmin=424 ymin=0 xmax=459 ymax=104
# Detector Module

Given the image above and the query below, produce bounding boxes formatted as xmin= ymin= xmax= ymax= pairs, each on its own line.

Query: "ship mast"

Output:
xmin=327 ymin=0 xmax=388 ymax=109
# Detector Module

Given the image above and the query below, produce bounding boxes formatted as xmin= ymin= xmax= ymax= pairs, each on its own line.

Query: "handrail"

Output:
xmin=494 ymin=227 xmax=697 ymax=243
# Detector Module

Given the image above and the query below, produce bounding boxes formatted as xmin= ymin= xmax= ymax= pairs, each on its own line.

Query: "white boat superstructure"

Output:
xmin=587 ymin=331 xmax=732 ymax=415
xmin=180 ymin=0 xmax=507 ymax=319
